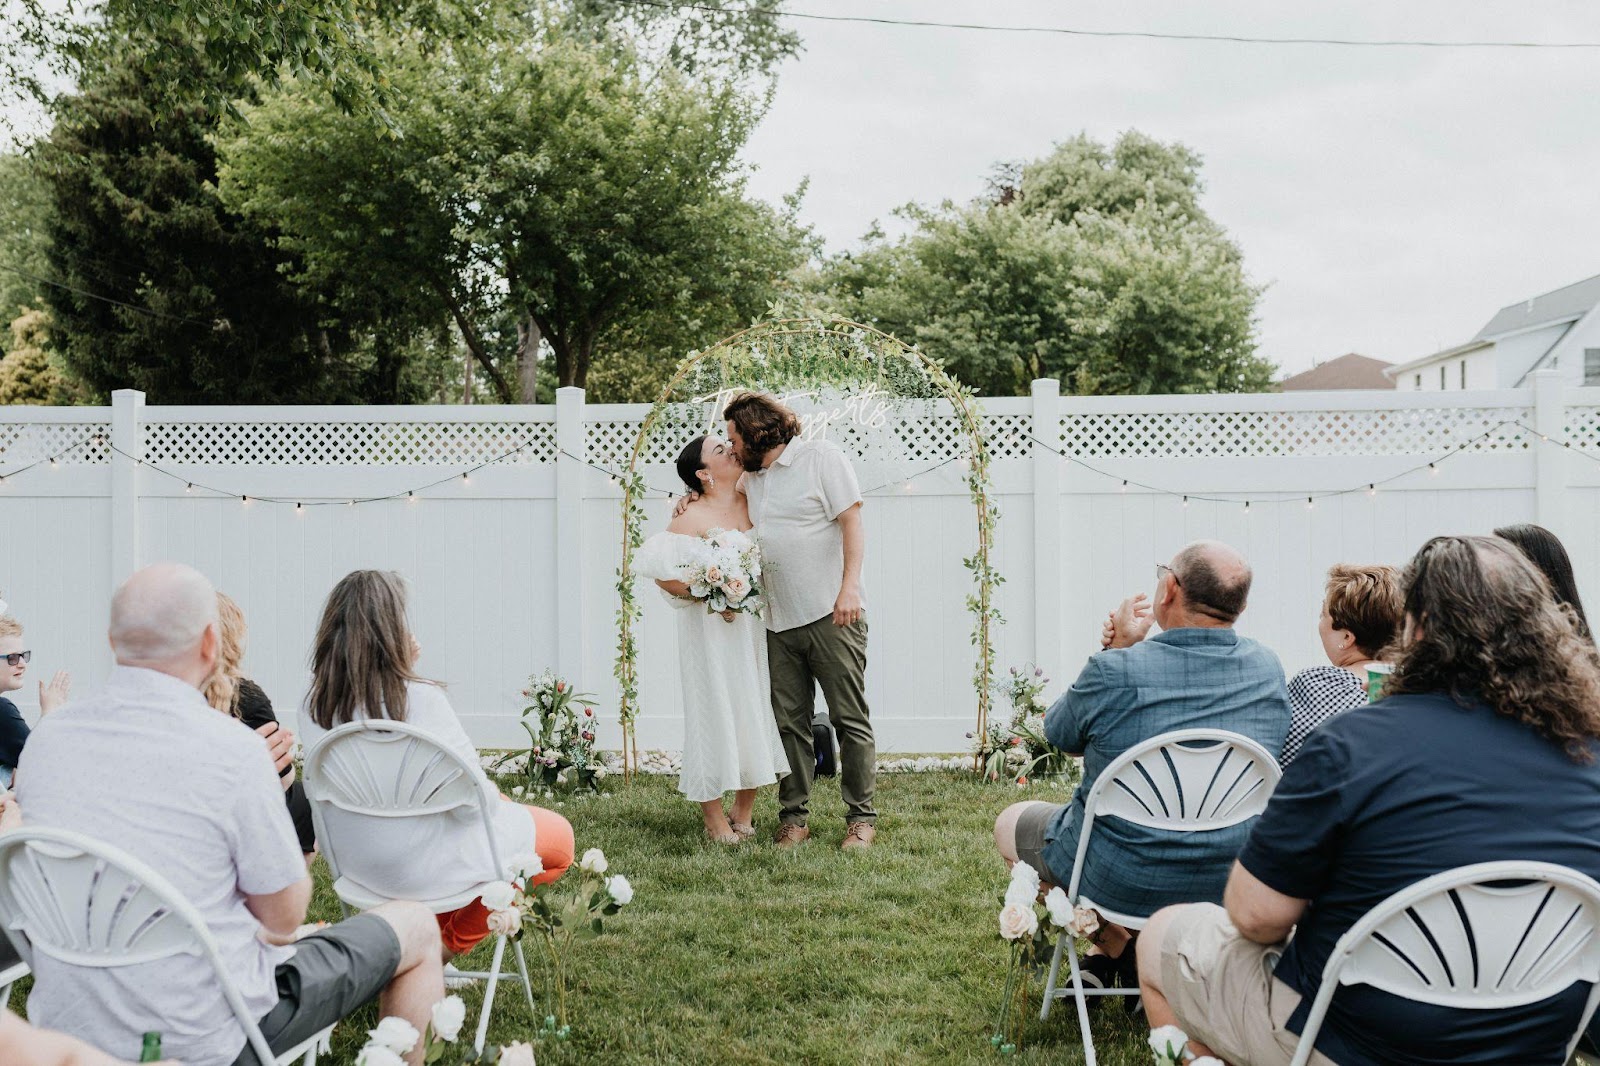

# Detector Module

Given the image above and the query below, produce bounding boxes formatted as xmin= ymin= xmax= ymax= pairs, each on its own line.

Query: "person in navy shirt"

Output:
xmin=0 ymin=613 xmax=70 ymax=788
xmin=1136 ymin=535 xmax=1600 ymax=1066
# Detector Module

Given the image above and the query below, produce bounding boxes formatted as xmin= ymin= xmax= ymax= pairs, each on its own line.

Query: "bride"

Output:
xmin=634 ymin=434 xmax=789 ymax=843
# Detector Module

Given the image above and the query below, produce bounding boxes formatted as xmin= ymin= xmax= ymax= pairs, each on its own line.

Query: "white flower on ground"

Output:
xmin=365 ymin=1016 xmax=420 ymax=1055
xmin=511 ymin=785 xmax=526 ymax=798
xmin=499 ymin=1040 xmax=537 ymax=1066
xmin=1042 ymin=887 xmax=1072 ymax=929
xmin=1148 ymin=1025 xmax=1189 ymax=1066
xmin=479 ymin=881 xmax=517 ymax=911
xmin=430 ymin=995 xmax=467 ymax=1043
xmin=580 ymin=847 xmax=608 ymax=874
xmin=1066 ymin=906 xmax=1102 ymax=940
xmin=355 ymin=1045 xmax=407 ymax=1066
xmin=1190 ymin=1059 xmax=1224 ymax=1066
xmin=998 ymin=902 xmax=1039 ymax=941
xmin=606 ymin=874 xmax=634 ymax=906
xmin=486 ymin=907 xmax=522 ymax=936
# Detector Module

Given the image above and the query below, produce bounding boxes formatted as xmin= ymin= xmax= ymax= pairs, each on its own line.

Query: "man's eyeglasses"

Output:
xmin=3 ymin=651 xmax=31 ymax=667
xmin=1155 ymin=563 xmax=1182 ymax=588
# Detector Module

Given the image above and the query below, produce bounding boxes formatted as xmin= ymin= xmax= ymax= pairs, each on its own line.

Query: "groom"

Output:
xmin=723 ymin=392 xmax=878 ymax=851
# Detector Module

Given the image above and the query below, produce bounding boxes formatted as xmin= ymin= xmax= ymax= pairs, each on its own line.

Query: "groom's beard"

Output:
xmin=741 ymin=450 xmax=767 ymax=472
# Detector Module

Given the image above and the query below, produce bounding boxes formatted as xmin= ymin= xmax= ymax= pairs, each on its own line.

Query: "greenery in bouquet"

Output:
xmin=683 ymin=528 xmax=766 ymax=618
xmin=513 ymin=670 xmax=605 ymax=793
xmin=976 ymin=665 xmax=1076 ymax=785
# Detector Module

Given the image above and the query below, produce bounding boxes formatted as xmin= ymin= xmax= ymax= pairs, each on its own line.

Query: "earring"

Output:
xmin=706 ymin=475 xmax=715 ymax=488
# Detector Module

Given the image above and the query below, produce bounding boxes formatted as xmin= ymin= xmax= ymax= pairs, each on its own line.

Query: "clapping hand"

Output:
xmin=256 ymin=721 xmax=297 ymax=790
xmin=37 ymin=670 xmax=70 ymax=715
xmin=1104 ymin=593 xmax=1155 ymax=649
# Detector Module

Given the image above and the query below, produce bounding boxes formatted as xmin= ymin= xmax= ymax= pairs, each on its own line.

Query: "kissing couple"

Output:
xmin=634 ymin=392 xmax=880 ymax=850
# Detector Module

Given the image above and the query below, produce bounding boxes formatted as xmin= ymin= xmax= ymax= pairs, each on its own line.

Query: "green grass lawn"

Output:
xmin=9 ymin=772 xmax=1154 ymax=1064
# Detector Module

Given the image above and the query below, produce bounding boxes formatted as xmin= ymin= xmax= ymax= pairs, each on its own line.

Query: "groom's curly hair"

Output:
xmin=723 ymin=392 xmax=801 ymax=469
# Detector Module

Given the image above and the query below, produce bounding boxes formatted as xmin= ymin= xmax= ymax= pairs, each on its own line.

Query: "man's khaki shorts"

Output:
xmin=1159 ymin=903 xmax=1338 ymax=1066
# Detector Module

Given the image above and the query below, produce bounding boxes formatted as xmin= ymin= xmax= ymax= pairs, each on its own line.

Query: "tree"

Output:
xmin=220 ymin=17 xmax=810 ymax=399
xmin=37 ymin=43 xmax=418 ymax=403
xmin=819 ymin=132 xmax=1274 ymax=396
xmin=0 ymin=152 xmax=52 ymax=331
xmin=0 ymin=308 xmax=78 ymax=404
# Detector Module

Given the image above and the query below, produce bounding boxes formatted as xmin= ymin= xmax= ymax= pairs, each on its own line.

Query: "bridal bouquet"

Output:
xmin=681 ymin=529 xmax=765 ymax=619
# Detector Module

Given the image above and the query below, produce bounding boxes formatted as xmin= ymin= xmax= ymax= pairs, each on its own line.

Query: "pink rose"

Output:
xmin=998 ymin=902 xmax=1038 ymax=941
xmin=486 ymin=907 xmax=522 ymax=937
xmin=724 ymin=577 xmax=750 ymax=603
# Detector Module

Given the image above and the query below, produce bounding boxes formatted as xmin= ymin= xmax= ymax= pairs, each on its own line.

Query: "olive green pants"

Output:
xmin=767 ymin=615 xmax=877 ymax=827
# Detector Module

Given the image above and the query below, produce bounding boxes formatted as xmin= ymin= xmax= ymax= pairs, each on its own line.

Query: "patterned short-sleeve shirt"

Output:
xmin=1280 ymin=665 xmax=1369 ymax=766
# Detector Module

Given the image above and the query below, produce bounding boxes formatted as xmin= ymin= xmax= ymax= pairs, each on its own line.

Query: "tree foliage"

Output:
xmin=0 ymin=307 xmax=77 ymax=404
xmin=818 ymin=132 xmax=1274 ymax=396
xmin=219 ymin=12 xmax=810 ymax=399
xmin=0 ymin=152 xmax=53 ymax=331
xmin=36 ymin=43 xmax=427 ymax=403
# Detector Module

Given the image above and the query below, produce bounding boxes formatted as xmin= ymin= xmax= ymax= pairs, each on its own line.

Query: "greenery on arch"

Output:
xmin=612 ymin=315 xmax=1003 ymax=777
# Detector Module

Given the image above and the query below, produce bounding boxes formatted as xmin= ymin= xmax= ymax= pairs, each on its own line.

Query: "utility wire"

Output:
xmin=612 ymin=0 xmax=1600 ymax=49
xmin=0 ymin=263 xmax=225 ymax=330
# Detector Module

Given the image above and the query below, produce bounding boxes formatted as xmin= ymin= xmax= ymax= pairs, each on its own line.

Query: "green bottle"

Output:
xmin=138 ymin=1032 xmax=162 ymax=1062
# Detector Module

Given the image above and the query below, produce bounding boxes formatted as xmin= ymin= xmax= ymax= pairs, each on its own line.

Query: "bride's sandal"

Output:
xmin=705 ymin=826 xmax=743 ymax=845
xmin=729 ymin=820 xmax=756 ymax=839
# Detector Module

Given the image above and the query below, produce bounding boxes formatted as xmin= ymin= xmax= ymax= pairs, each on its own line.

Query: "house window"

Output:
xmin=1440 ymin=365 xmax=1447 ymax=390
xmin=1460 ymin=360 xmax=1467 ymax=389
xmin=1414 ymin=373 xmax=1422 ymax=390
xmin=1586 ymin=348 xmax=1600 ymax=386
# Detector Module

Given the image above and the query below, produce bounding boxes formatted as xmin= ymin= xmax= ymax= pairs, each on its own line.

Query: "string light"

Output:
xmin=295 ymin=502 xmax=303 ymax=512
xmin=1244 ymin=500 xmax=1251 ymax=513
xmin=1428 ymin=462 xmax=1438 ymax=475
xmin=461 ymin=472 xmax=471 ymax=484
xmin=240 ymin=495 xmax=249 ymax=504
xmin=1120 ymin=479 xmax=1128 ymax=493
xmin=185 ymin=483 xmax=193 ymax=493
xmin=407 ymin=491 xmax=417 ymax=502
xmin=1181 ymin=495 xmax=1189 ymax=508
xmin=1367 ymin=484 xmax=1376 ymax=497
xmin=1306 ymin=497 xmax=1314 ymax=510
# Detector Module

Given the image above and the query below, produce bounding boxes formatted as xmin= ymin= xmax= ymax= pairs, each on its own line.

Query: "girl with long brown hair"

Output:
xmin=299 ymin=570 xmax=573 ymax=962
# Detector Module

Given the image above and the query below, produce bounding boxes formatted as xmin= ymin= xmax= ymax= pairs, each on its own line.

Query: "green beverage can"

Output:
xmin=1365 ymin=662 xmax=1392 ymax=702
xmin=139 ymin=1032 xmax=162 ymax=1062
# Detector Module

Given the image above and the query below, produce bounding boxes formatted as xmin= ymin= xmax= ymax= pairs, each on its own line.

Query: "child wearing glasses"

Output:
xmin=0 ymin=612 xmax=72 ymax=788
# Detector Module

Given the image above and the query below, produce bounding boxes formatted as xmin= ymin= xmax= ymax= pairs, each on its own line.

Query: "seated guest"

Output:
xmin=1138 ymin=535 xmax=1600 ymax=1066
xmin=1496 ymin=523 xmax=1591 ymax=639
xmin=0 ymin=612 xmax=71 ymax=788
xmin=13 ymin=563 xmax=445 ymax=1066
xmin=298 ymin=570 xmax=574 ymax=963
xmin=1279 ymin=565 xmax=1402 ymax=767
xmin=994 ymin=540 xmax=1290 ymax=980
xmin=205 ymin=592 xmax=317 ymax=858
xmin=1 ymin=1008 xmax=176 ymax=1066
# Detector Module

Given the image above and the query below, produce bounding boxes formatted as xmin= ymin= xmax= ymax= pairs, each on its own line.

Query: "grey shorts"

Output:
xmin=233 ymin=912 xmax=403 ymax=1066
xmin=1013 ymin=800 xmax=1069 ymax=885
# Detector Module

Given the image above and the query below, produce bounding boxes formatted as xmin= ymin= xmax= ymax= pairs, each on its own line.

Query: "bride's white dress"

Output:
xmin=634 ymin=529 xmax=789 ymax=802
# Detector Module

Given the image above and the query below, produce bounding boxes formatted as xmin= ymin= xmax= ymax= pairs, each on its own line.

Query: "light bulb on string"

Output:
xmin=295 ymin=502 xmax=304 ymax=513
xmin=240 ymin=495 xmax=249 ymax=505
xmin=1367 ymin=484 xmax=1376 ymax=497
xmin=1428 ymin=462 xmax=1438 ymax=475
xmin=407 ymin=491 xmax=417 ymax=503
xmin=1244 ymin=500 xmax=1251 ymax=514
xmin=1181 ymin=495 xmax=1189 ymax=508
xmin=461 ymin=472 xmax=471 ymax=485
xmin=1120 ymin=480 xmax=1128 ymax=493
xmin=185 ymin=483 xmax=193 ymax=493
xmin=1306 ymin=497 xmax=1314 ymax=510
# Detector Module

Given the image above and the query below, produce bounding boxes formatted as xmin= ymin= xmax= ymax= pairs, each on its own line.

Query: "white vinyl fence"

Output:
xmin=3 ymin=372 xmax=1598 ymax=752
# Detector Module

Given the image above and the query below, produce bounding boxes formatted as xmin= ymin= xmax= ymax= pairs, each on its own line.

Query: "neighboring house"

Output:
xmin=1278 ymin=353 xmax=1396 ymax=391
xmin=1386 ymin=273 xmax=1600 ymax=391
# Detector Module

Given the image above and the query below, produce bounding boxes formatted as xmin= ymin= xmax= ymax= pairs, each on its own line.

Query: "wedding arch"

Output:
xmin=612 ymin=316 xmax=1002 ymax=777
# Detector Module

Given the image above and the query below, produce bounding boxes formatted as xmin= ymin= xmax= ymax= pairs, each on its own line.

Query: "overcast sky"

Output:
xmin=738 ymin=0 xmax=1600 ymax=377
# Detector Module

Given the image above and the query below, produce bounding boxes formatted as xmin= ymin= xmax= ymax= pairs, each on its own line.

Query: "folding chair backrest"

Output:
xmin=1332 ymin=861 xmax=1600 ymax=1007
xmin=303 ymin=720 xmax=505 ymax=886
xmin=0 ymin=826 xmax=280 ymax=1065
xmin=1067 ymin=729 xmax=1279 ymax=912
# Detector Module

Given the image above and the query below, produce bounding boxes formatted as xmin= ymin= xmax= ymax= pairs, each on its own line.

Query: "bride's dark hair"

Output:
xmin=675 ymin=435 xmax=709 ymax=497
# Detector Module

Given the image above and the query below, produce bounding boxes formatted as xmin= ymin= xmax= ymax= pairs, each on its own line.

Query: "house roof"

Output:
xmin=1384 ymin=339 xmax=1493 ymax=378
xmin=1475 ymin=272 xmax=1600 ymax=340
xmin=1278 ymin=353 xmax=1396 ymax=391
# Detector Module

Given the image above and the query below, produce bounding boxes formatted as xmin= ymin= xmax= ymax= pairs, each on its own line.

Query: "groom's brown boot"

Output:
xmin=774 ymin=824 xmax=810 ymax=849
xmin=841 ymin=822 xmax=876 ymax=851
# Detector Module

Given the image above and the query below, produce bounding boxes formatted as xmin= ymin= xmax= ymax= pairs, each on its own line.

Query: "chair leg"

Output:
xmin=512 ymin=937 xmax=536 ymax=1014
xmin=1067 ymin=943 xmax=1097 ymax=1066
xmin=1040 ymin=935 xmax=1067 ymax=1021
xmin=473 ymin=934 xmax=509 ymax=1052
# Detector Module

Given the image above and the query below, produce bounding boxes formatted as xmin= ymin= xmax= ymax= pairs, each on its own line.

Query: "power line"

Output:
xmin=613 ymin=0 xmax=1600 ymax=49
xmin=0 ymin=263 xmax=224 ymax=330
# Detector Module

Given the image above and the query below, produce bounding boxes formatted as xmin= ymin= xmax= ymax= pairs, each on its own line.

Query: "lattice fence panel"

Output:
xmin=0 ymin=423 xmax=110 ymax=466
xmin=1565 ymin=408 xmax=1600 ymax=452
xmin=1059 ymin=407 xmax=1533 ymax=458
xmin=142 ymin=421 xmax=556 ymax=466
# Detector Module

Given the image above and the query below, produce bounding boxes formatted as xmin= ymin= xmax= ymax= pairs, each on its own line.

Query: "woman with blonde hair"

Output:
xmin=205 ymin=592 xmax=316 ymax=857
xmin=298 ymin=570 xmax=573 ymax=963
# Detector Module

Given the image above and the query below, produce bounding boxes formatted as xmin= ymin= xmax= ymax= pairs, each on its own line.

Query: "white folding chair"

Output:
xmin=0 ymin=826 xmax=330 ymax=1065
xmin=1288 ymin=860 xmax=1600 ymax=1066
xmin=303 ymin=720 xmax=536 ymax=1053
xmin=1039 ymin=728 xmax=1281 ymax=1066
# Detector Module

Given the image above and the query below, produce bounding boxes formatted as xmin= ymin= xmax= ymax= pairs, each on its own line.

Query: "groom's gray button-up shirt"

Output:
xmin=744 ymin=436 xmax=864 ymax=632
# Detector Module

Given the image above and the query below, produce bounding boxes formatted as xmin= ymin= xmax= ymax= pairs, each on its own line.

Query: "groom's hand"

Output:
xmin=833 ymin=583 xmax=864 ymax=627
xmin=672 ymin=492 xmax=699 ymax=518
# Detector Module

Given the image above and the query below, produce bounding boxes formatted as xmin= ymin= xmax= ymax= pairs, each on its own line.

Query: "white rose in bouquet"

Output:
xmin=365 ymin=1017 xmax=420 ymax=1056
xmin=355 ymin=1046 xmax=406 ymax=1066
xmin=998 ymin=902 xmax=1039 ymax=941
xmin=1148 ymin=1025 xmax=1189 ymax=1066
xmin=724 ymin=575 xmax=751 ymax=603
xmin=430 ymin=995 xmax=467 ymax=1043
xmin=1042 ymin=886 xmax=1072 ymax=929
xmin=479 ymin=880 xmax=517 ymax=911
xmin=580 ymin=847 xmax=608 ymax=874
xmin=606 ymin=873 xmax=634 ymax=906
xmin=486 ymin=907 xmax=523 ymax=936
